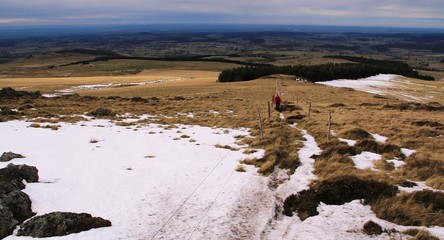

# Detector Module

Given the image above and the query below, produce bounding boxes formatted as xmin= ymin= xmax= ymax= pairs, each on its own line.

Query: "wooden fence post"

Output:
xmin=257 ymin=107 xmax=263 ymax=139
xmin=268 ymin=101 xmax=271 ymax=118
xmin=327 ymin=112 xmax=332 ymax=141
xmin=308 ymin=102 xmax=312 ymax=116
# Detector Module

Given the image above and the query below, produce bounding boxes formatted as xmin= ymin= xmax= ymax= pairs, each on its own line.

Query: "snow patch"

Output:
xmin=0 ymin=119 xmax=262 ymax=240
xmin=386 ymin=159 xmax=406 ymax=169
xmin=318 ymin=74 xmax=399 ymax=96
xmin=339 ymin=138 xmax=357 ymax=146
xmin=351 ymin=151 xmax=381 ymax=170
xmin=398 ymin=181 xmax=444 ymax=193
xmin=371 ymin=133 xmax=388 ymax=143
xmin=209 ymin=110 xmax=220 ymax=115
xmin=276 ymin=128 xmax=322 ymax=199
xmin=401 ymin=148 xmax=416 ymax=157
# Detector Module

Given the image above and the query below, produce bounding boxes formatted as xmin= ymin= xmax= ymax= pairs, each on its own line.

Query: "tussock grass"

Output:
xmin=214 ymin=144 xmax=239 ymax=151
xmin=372 ymin=190 xmax=444 ymax=227
xmin=363 ymin=220 xmax=383 ymax=235
xmin=235 ymin=165 xmax=246 ymax=172
xmin=341 ymin=128 xmax=373 ymax=140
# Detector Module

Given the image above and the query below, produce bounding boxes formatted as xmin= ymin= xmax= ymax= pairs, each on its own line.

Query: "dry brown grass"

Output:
xmin=404 ymin=229 xmax=440 ymax=240
xmin=372 ymin=190 xmax=444 ymax=227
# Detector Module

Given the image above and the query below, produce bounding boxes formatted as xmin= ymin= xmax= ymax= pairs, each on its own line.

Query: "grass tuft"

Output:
xmin=363 ymin=220 xmax=383 ymax=235
xmin=341 ymin=128 xmax=373 ymax=140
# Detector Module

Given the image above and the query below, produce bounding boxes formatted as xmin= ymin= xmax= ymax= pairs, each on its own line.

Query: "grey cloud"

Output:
xmin=0 ymin=0 xmax=443 ymax=27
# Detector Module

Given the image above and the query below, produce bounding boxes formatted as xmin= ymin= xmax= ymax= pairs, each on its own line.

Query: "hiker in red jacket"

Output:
xmin=273 ymin=92 xmax=282 ymax=111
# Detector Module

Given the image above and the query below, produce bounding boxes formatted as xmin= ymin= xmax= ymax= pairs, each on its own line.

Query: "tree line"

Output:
xmin=218 ymin=57 xmax=434 ymax=82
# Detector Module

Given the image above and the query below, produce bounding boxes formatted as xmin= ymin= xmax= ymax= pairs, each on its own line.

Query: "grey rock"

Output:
xmin=0 ymin=164 xmax=39 ymax=183
xmin=0 ymin=205 xmax=19 ymax=239
xmin=0 ymin=180 xmax=23 ymax=194
xmin=0 ymin=190 xmax=35 ymax=222
xmin=0 ymin=152 xmax=25 ymax=162
xmin=17 ymin=212 xmax=112 ymax=238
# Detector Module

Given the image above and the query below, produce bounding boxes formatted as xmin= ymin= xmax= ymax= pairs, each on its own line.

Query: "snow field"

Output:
xmin=0 ymin=119 xmax=264 ymax=239
xmin=317 ymin=74 xmax=399 ymax=95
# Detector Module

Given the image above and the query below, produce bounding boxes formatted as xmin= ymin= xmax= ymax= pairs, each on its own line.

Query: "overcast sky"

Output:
xmin=1 ymin=0 xmax=443 ymax=28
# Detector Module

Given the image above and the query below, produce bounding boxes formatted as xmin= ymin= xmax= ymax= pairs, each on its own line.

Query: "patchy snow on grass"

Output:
xmin=285 ymin=200 xmax=409 ymax=240
xmin=276 ymin=128 xmax=322 ymax=198
xmin=2 ymin=117 xmax=442 ymax=240
xmin=351 ymin=151 xmax=382 ymax=170
xmin=118 ymin=114 xmax=156 ymax=123
xmin=42 ymin=79 xmax=182 ymax=97
xmin=398 ymin=181 xmax=444 ymax=193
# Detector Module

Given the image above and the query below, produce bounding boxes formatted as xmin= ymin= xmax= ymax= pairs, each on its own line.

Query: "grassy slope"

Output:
xmin=1 ymin=65 xmax=443 ymax=232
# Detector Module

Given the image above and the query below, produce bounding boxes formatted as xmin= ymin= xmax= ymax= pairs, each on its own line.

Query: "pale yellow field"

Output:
xmin=0 ymin=69 xmax=220 ymax=95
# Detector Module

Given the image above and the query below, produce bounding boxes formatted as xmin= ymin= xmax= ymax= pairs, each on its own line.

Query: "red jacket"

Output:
xmin=273 ymin=96 xmax=282 ymax=104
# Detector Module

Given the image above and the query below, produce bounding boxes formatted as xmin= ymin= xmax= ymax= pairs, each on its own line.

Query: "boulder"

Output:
xmin=0 ymin=164 xmax=39 ymax=239
xmin=0 ymin=164 xmax=39 ymax=183
xmin=0 ymin=152 xmax=25 ymax=162
xmin=0 ymin=180 xmax=23 ymax=194
xmin=0 ymin=190 xmax=35 ymax=222
xmin=0 ymin=205 xmax=19 ymax=239
xmin=17 ymin=212 xmax=112 ymax=238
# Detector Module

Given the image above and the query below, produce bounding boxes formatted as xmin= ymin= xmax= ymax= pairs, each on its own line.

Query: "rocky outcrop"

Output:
xmin=0 ymin=164 xmax=38 ymax=239
xmin=1 ymin=190 xmax=35 ymax=222
xmin=17 ymin=212 xmax=112 ymax=238
xmin=0 ymin=87 xmax=41 ymax=100
xmin=0 ymin=152 xmax=25 ymax=162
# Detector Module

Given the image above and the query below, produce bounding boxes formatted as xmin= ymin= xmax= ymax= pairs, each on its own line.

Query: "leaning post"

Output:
xmin=327 ymin=112 xmax=332 ymax=141
xmin=257 ymin=107 xmax=264 ymax=139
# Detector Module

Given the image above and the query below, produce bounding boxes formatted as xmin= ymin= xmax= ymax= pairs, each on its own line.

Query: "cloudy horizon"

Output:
xmin=1 ymin=0 xmax=443 ymax=29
